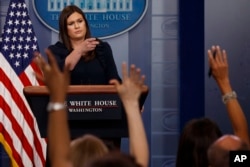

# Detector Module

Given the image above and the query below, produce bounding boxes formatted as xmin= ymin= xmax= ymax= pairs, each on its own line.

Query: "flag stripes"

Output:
xmin=0 ymin=52 xmax=46 ymax=166
xmin=0 ymin=0 xmax=47 ymax=165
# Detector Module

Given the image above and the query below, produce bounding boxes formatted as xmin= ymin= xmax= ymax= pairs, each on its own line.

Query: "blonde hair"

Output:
xmin=70 ymin=134 xmax=109 ymax=167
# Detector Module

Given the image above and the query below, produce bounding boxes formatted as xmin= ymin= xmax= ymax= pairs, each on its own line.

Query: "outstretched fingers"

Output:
xmin=33 ymin=52 xmax=46 ymax=82
xmin=129 ymin=64 xmax=136 ymax=81
xmin=34 ymin=51 xmax=47 ymax=71
xmin=45 ymin=49 xmax=59 ymax=73
xmin=222 ymin=49 xmax=228 ymax=65
xmin=139 ymin=75 xmax=146 ymax=86
xmin=214 ymin=45 xmax=227 ymax=65
xmin=207 ymin=49 xmax=214 ymax=68
xmin=121 ymin=62 xmax=128 ymax=80
xmin=126 ymin=63 xmax=144 ymax=85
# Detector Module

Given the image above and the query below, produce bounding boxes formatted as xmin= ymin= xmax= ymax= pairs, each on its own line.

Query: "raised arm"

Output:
xmin=208 ymin=45 xmax=249 ymax=145
xmin=34 ymin=50 xmax=72 ymax=167
xmin=109 ymin=63 xmax=149 ymax=167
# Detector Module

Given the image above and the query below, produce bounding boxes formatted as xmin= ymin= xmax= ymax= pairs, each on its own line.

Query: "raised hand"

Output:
xmin=207 ymin=45 xmax=250 ymax=147
xmin=110 ymin=62 xmax=149 ymax=167
xmin=109 ymin=62 xmax=145 ymax=104
xmin=34 ymin=50 xmax=72 ymax=167
xmin=208 ymin=45 xmax=229 ymax=84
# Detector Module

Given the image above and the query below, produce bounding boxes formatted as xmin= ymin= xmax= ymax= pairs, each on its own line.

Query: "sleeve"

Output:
xmin=96 ymin=41 xmax=122 ymax=83
xmin=48 ymin=42 xmax=70 ymax=71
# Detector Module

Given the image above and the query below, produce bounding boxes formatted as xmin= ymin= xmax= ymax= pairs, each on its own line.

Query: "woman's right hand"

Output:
xmin=75 ymin=38 xmax=100 ymax=56
xmin=65 ymin=38 xmax=100 ymax=70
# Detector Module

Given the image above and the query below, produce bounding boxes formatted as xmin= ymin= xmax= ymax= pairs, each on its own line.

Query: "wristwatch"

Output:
xmin=47 ymin=102 xmax=65 ymax=112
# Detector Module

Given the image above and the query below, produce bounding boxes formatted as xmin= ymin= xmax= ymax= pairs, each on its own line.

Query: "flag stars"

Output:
xmin=27 ymin=20 xmax=32 ymax=26
xmin=9 ymin=53 xmax=14 ymax=59
xmin=17 ymin=44 xmax=22 ymax=50
xmin=7 ymin=20 xmax=13 ymax=26
xmin=18 ymin=36 xmax=24 ymax=42
xmin=16 ymin=11 xmax=21 ymax=17
xmin=23 ymin=53 xmax=28 ymax=58
xmin=14 ymin=61 xmax=20 ymax=67
xmin=9 ymin=11 xmax=15 ymax=17
xmin=16 ymin=52 xmax=21 ymax=59
xmin=14 ymin=19 xmax=20 ymax=25
xmin=22 ymin=12 xmax=27 ymax=17
xmin=20 ymin=28 xmax=25 ymax=34
xmin=12 ymin=36 xmax=17 ymax=42
xmin=11 ymin=3 xmax=16 ymax=9
xmin=32 ymin=44 xmax=37 ymax=50
xmin=3 ymin=45 xmax=9 ymax=51
xmin=24 ymin=44 xmax=29 ymax=50
xmin=4 ymin=37 xmax=10 ymax=43
xmin=27 ymin=28 xmax=32 ymax=34
xmin=6 ymin=28 xmax=12 ymax=34
xmin=21 ymin=20 xmax=26 ymax=25
xmin=26 ymin=36 xmax=31 ymax=42
xmin=13 ymin=28 xmax=18 ymax=34
xmin=1 ymin=1 xmax=40 ymax=75
xmin=23 ymin=3 xmax=27 ymax=9
xmin=18 ymin=3 xmax=22 ymax=8
xmin=11 ymin=45 xmax=16 ymax=50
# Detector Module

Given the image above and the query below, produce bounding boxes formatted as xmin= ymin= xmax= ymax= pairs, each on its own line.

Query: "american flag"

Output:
xmin=0 ymin=0 xmax=46 ymax=166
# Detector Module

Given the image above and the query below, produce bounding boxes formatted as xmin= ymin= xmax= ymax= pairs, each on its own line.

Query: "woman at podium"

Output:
xmin=48 ymin=5 xmax=121 ymax=85
xmin=45 ymin=5 xmax=122 ymax=167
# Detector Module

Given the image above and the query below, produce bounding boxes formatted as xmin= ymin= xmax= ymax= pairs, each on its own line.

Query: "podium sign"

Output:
xmin=67 ymin=94 xmax=122 ymax=120
xmin=23 ymin=85 xmax=148 ymax=138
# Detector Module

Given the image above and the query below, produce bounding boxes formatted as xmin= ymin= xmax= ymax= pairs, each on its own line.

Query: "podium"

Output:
xmin=23 ymin=85 xmax=148 ymax=139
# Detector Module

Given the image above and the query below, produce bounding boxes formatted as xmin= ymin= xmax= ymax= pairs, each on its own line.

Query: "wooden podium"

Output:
xmin=23 ymin=85 xmax=148 ymax=139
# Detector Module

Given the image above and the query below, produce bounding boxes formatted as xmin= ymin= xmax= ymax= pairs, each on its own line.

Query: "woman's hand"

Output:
xmin=74 ymin=38 xmax=100 ymax=56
